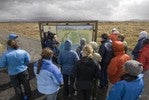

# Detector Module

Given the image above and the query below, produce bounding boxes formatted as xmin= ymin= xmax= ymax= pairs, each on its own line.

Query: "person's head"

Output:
xmin=80 ymin=38 xmax=86 ymax=46
xmin=82 ymin=44 xmax=93 ymax=58
xmin=112 ymin=28 xmax=119 ymax=34
xmin=123 ymin=60 xmax=143 ymax=76
xmin=41 ymin=48 xmax=54 ymax=59
xmin=118 ymin=34 xmax=125 ymax=42
xmin=139 ymin=31 xmax=148 ymax=39
xmin=64 ymin=39 xmax=72 ymax=51
xmin=7 ymin=40 xmax=19 ymax=50
xmin=89 ymin=41 xmax=99 ymax=52
xmin=8 ymin=33 xmax=18 ymax=40
xmin=143 ymin=38 xmax=149 ymax=46
xmin=100 ymin=33 xmax=109 ymax=42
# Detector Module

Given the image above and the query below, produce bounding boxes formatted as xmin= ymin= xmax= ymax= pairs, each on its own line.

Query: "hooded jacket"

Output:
xmin=34 ymin=59 xmax=63 ymax=94
xmin=108 ymin=41 xmax=131 ymax=84
xmin=138 ymin=44 xmax=149 ymax=71
xmin=58 ymin=40 xmax=79 ymax=75
xmin=0 ymin=48 xmax=30 ymax=75
xmin=107 ymin=74 xmax=144 ymax=100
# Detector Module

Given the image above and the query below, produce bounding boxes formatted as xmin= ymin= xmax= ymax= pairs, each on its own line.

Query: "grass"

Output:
xmin=0 ymin=21 xmax=149 ymax=52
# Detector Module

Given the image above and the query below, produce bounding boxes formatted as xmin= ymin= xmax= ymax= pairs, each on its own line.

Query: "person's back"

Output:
xmin=107 ymin=60 xmax=144 ymax=100
xmin=58 ymin=39 xmax=79 ymax=75
xmin=34 ymin=48 xmax=63 ymax=100
xmin=108 ymin=41 xmax=131 ymax=84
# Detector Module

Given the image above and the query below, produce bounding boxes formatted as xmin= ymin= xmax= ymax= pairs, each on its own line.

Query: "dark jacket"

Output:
xmin=132 ymin=37 xmax=146 ymax=60
xmin=72 ymin=57 xmax=100 ymax=89
xmin=98 ymin=39 xmax=114 ymax=68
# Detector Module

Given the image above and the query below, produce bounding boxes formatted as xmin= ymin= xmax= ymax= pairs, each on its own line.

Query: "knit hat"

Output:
xmin=112 ymin=28 xmax=119 ymax=34
xmin=124 ymin=60 xmax=143 ymax=76
xmin=139 ymin=31 xmax=148 ymax=39
xmin=8 ymin=33 xmax=18 ymax=40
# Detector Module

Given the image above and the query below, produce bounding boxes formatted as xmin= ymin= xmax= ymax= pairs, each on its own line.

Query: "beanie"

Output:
xmin=124 ymin=60 xmax=143 ymax=76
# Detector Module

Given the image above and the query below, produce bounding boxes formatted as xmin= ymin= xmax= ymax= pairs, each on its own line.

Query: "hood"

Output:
xmin=113 ymin=41 xmax=125 ymax=55
xmin=80 ymin=38 xmax=86 ymax=46
xmin=8 ymin=33 xmax=18 ymax=40
xmin=64 ymin=39 xmax=72 ymax=51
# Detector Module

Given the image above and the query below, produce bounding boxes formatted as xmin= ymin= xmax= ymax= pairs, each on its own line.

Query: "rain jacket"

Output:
xmin=0 ymin=48 xmax=30 ymax=75
xmin=108 ymin=41 xmax=131 ymax=84
xmin=58 ymin=40 xmax=79 ymax=75
xmin=138 ymin=44 xmax=149 ymax=71
xmin=34 ymin=59 xmax=63 ymax=94
xmin=107 ymin=74 xmax=144 ymax=100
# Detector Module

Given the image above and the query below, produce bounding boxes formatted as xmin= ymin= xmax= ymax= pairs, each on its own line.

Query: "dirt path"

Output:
xmin=0 ymin=30 xmax=41 ymax=61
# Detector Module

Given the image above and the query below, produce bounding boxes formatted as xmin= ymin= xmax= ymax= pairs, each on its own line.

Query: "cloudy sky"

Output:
xmin=0 ymin=0 xmax=148 ymax=21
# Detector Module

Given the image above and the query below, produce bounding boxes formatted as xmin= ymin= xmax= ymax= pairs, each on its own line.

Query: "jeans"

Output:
xmin=100 ymin=65 xmax=108 ymax=88
xmin=10 ymin=70 xmax=32 ymax=100
xmin=46 ymin=91 xmax=58 ymax=100
xmin=63 ymin=74 xmax=75 ymax=97
xmin=77 ymin=89 xmax=92 ymax=100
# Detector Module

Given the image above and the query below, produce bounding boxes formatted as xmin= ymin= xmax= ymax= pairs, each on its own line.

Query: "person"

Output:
xmin=98 ymin=33 xmax=114 ymax=89
xmin=0 ymin=40 xmax=32 ymax=100
xmin=58 ymin=39 xmax=79 ymax=98
xmin=132 ymin=31 xmax=148 ymax=60
xmin=109 ymin=28 xmax=120 ymax=42
xmin=138 ymin=38 xmax=149 ymax=72
xmin=117 ymin=34 xmax=128 ymax=53
xmin=43 ymin=31 xmax=60 ymax=64
xmin=34 ymin=48 xmax=63 ymax=100
xmin=89 ymin=41 xmax=102 ymax=100
xmin=76 ymin=38 xmax=86 ymax=59
xmin=107 ymin=60 xmax=144 ymax=100
xmin=72 ymin=44 xmax=100 ymax=100
xmin=137 ymin=38 xmax=149 ymax=100
xmin=107 ymin=40 xmax=131 ymax=85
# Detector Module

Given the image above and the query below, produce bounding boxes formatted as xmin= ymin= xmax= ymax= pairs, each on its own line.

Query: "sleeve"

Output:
xmin=24 ymin=51 xmax=30 ymax=65
xmin=107 ymin=58 xmax=118 ymax=76
xmin=51 ymin=66 xmax=63 ymax=85
xmin=99 ymin=45 xmax=106 ymax=58
xmin=107 ymin=82 xmax=125 ymax=100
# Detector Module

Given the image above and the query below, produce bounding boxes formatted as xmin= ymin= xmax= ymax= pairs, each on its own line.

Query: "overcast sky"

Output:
xmin=0 ymin=0 xmax=148 ymax=21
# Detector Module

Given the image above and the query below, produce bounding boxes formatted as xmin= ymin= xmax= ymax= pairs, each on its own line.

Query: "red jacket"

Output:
xmin=108 ymin=41 xmax=131 ymax=84
xmin=138 ymin=44 xmax=149 ymax=71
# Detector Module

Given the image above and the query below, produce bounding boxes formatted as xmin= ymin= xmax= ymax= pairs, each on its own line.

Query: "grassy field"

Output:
xmin=0 ymin=21 xmax=149 ymax=51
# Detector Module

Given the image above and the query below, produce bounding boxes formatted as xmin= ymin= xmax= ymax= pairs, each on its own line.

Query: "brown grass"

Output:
xmin=0 ymin=21 xmax=149 ymax=51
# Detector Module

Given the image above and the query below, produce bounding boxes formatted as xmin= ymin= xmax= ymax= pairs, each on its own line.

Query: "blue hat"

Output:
xmin=8 ymin=33 xmax=18 ymax=40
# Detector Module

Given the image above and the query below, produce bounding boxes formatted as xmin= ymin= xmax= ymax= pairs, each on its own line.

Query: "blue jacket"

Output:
xmin=107 ymin=74 xmax=144 ymax=100
xmin=58 ymin=40 xmax=79 ymax=75
xmin=0 ymin=48 xmax=30 ymax=75
xmin=132 ymin=37 xmax=146 ymax=60
xmin=34 ymin=59 xmax=63 ymax=94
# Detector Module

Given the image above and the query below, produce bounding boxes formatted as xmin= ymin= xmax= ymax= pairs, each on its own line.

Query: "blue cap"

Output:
xmin=8 ymin=33 xmax=18 ymax=40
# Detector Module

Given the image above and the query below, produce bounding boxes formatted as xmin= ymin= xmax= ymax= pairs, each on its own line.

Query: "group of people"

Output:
xmin=0 ymin=28 xmax=148 ymax=100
